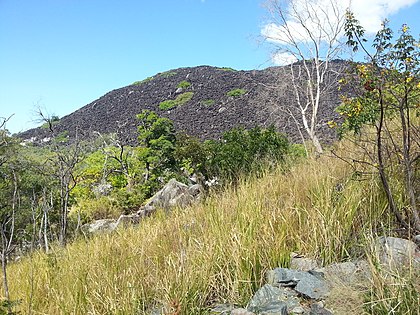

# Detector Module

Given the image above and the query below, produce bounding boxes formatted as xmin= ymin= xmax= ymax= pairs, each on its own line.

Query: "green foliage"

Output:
xmin=174 ymin=133 xmax=208 ymax=176
xmin=227 ymin=88 xmax=246 ymax=97
xmin=132 ymin=76 xmax=154 ymax=85
xmin=288 ymin=143 xmax=308 ymax=159
xmin=160 ymin=71 xmax=177 ymax=78
xmin=177 ymin=80 xmax=191 ymax=89
xmin=0 ymin=299 xmax=20 ymax=315
xmin=338 ymin=22 xmax=420 ymax=136
xmin=175 ymin=92 xmax=194 ymax=105
xmin=202 ymin=99 xmax=215 ymax=107
xmin=54 ymin=130 xmax=69 ymax=143
xmin=69 ymin=197 xmax=121 ymax=223
xmin=176 ymin=126 xmax=289 ymax=184
xmin=158 ymin=100 xmax=177 ymax=110
xmin=137 ymin=110 xmax=177 ymax=196
xmin=158 ymin=92 xmax=194 ymax=110
xmin=340 ymin=17 xmax=420 ymax=231
xmin=207 ymin=126 xmax=289 ymax=181
xmin=216 ymin=67 xmax=237 ymax=72
xmin=112 ymin=187 xmax=146 ymax=211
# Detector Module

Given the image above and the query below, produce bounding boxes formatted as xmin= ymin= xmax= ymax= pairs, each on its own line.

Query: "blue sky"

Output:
xmin=1 ymin=0 xmax=419 ymax=134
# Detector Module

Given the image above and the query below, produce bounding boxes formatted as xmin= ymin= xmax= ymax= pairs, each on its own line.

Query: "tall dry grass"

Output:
xmin=4 ymin=144 xmax=397 ymax=314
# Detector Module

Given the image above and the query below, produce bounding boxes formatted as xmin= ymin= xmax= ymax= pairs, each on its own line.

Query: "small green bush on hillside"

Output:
xmin=177 ymin=80 xmax=191 ymax=89
xmin=202 ymin=99 xmax=215 ymax=106
xmin=160 ymin=71 xmax=177 ymax=78
xmin=132 ymin=76 xmax=154 ymax=85
xmin=159 ymin=99 xmax=178 ymax=110
xmin=227 ymin=88 xmax=246 ymax=97
xmin=217 ymin=67 xmax=237 ymax=72
xmin=159 ymin=92 xmax=194 ymax=110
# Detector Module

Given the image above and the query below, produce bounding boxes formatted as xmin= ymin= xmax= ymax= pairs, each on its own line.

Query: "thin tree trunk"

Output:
xmin=0 ymin=235 xmax=9 ymax=303
xmin=43 ymin=204 xmax=49 ymax=253
xmin=399 ymin=97 xmax=420 ymax=231
xmin=377 ymin=95 xmax=408 ymax=228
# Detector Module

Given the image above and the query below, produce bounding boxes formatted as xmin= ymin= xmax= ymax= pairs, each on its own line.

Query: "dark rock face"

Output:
xmin=19 ymin=63 xmax=346 ymax=145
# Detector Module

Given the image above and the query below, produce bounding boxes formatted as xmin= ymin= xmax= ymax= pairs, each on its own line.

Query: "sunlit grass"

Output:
xmin=3 ymin=142 xmax=402 ymax=314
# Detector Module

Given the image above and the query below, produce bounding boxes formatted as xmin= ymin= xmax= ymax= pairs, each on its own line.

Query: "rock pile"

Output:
xmin=19 ymin=62 xmax=346 ymax=145
xmin=211 ymin=237 xmax=419 ymax=315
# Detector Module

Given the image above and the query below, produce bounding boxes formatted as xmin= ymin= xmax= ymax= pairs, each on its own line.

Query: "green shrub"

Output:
xmin=177 ymin=80 xmax=191 ymax=89
xmin=111 ymin=188 xmax=146 ymax=212
xmin=160 ymin=71 xmax=177 ymax=78
xmin=176 ymin=126 xmax=289 ymax=184
xmin=227 ymin=88 xmax=246 ymax=97
xmin=216 ymin=67 xmax=237 ymax=72
xmin=132 ymin=76 xmax=154 ymax=85
xmin=158 ymin=92 xmax=194 ymax=110
xmin=159 ymin=100 xmax=178 ymax=110
xmin=176 ymin=92 xmax=194 ymax=105
xmin=207 ymin=126 xmax=289 ymax=181
xmin=69 ymin=197 xmax=121 ymax=223
xmin=202 ymin=99 xmax=215 ymax=106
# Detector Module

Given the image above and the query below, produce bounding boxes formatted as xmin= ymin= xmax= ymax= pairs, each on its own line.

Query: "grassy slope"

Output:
xmin=3 ymin=142 xmax=412 ymax=314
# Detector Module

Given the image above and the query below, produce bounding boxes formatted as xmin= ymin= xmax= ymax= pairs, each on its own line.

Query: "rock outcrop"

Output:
xmin=137 ymin=178 xmax=203 ymax=217
xmin=82 ymin=179 xmax=203 ymax=234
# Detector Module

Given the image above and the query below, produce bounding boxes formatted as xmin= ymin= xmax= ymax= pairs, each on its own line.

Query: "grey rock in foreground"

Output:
xmin=309 ymin=303 xmax=333 ymax=315
xmin=290 ymin=253 xmax=319 ymax=271
xmin=247 ymin=284 xmax=299 ymax=314
xmin=266 ymin=268 xmax=330 ymax=300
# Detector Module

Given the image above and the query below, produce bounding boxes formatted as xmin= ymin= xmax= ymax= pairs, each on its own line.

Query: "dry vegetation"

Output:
xmin=4 ymin=139 xmax=418 ymax=314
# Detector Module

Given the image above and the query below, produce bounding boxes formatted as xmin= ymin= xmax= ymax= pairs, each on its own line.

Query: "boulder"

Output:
xmin=247 ymin=284 xmax=298 ymax=314
xmin=81 ymin=219 xmax=116 ymax=234
xmin=320 ymin=261 xmax=365 ymax=284
xmin=231 ymin=308 xmax=255 ymax=315
xmin=375 ymin=236 xmax=420 ymax=269
xmin=290 ymin=253 xmax=319 ymax=271
xmin=137 ymin=178 xmax=203 ymax=216
xmin=266 ymin=268 xmax=330 ymax=300
xmin=210 ymin=304 xmax=235 ymax=314
xmin=309 ymin=303 xmax=333 ymax=315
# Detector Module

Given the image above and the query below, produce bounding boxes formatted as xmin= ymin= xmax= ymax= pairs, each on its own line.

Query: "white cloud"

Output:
xmin=272 ymin=52 xmax=298 ymax=65
xmin=350 ymin=0 xmax=419 ymax=33
xmin=262 ymin=0 xmax=420 ymax=45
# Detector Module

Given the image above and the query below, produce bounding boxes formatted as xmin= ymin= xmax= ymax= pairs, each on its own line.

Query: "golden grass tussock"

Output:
xmin=3 ymin=143 xmax=403 ymax=314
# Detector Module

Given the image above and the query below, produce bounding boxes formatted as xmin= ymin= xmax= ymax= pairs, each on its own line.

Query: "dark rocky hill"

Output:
xmin=19 ymin=62 xmax=346 ymax=145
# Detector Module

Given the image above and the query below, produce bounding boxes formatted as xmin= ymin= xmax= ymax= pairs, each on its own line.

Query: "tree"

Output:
xmin=0 ymin=117 xmax=18 ymax=312
xmin=36 ymin=108 xmax=89 ymax=246
xmin=136 ymin=110 xmax=177 ymax=194
xmin=262 ymin=0 xmax=347 ymax=154
xmin=338 ymin=13 xmax=420 ymax=232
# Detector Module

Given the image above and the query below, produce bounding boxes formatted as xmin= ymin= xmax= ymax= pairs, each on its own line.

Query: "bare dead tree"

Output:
xmin=262 ymin=0 xmax=348 ymax=153
xmin=35 ymin=108 xmax=88 ymax=246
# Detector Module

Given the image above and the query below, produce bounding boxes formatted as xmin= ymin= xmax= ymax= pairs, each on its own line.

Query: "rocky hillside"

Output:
xmin=19 ymin=61 xmax=347 ymax=145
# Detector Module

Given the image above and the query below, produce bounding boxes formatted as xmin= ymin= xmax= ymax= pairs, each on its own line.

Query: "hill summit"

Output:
xmin=20 ymin=62 xmax=345 ymax=145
